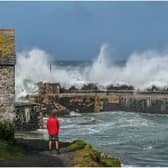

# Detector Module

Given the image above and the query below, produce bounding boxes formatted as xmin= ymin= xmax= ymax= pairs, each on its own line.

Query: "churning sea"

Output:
xmin=15 ymin=60 xmax=168 ymax=167
xmin=16 ymin=111 xmax=168 ymax=167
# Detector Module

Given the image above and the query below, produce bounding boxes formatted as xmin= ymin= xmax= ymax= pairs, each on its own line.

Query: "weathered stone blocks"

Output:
xmin=0 ymin=29 xmax=15 ymax=65
xmin=28 ymin=82 xmax=168 ymax=115
xmin=0 ymin=29 xmax=15 ymax=139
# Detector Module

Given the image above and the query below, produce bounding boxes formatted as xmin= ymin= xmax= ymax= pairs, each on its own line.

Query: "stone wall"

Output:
xmin=0 ymin=29 xmax=15 ymax=122
xmin=27 ymin=94 xmax=69 ymax=116
xmin=0 ymin=66 xmax=15 ymax=119
xmin=58 ymin=95 xmax=95 ymax=113
xmin=0 ymin=29 xmax=16 ymax=65
xmin=38 ymin=82 xmax=60 ymax=95
xmin=27 ymin=83 xmax=168 ymax=115
xmin=95 ymin=94 xmax=168 ymax=114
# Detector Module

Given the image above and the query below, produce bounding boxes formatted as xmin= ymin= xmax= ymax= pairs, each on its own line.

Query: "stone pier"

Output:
xmin=27 ymin=83 xmax=168 ymax=115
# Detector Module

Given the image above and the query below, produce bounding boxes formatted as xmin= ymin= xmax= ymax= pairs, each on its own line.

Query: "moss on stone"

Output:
xmin=0 ymin=121 xmax=14 ymax=141
xmin=69 ymin=139 xmax=87 ymax=151
xmin=0 ymin=140 xmax=24 ymax=160
xmin=101 ymin=155 xmax=121 ymax=167
xmin=69 ymin=139 xmax=121 ymax=167
xmin=73 ymin=144 xmax=99 ymax=167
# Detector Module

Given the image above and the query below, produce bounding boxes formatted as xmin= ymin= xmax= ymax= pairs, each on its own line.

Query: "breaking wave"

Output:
xmin=15 ymin=44 xmax=168 ymax=100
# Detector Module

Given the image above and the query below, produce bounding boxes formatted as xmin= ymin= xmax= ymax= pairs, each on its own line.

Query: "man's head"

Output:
xmin=50 ymin=110 xmax=57 ymax=117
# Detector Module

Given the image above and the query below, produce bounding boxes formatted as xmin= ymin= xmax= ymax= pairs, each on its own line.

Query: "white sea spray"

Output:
xmin=15 ymin=45 xmax=168 ymax=100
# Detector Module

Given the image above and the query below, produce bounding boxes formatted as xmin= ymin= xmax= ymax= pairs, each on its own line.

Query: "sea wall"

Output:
xmin=101 ymin=93 xmax=168 ymax=114
xmin=27 ymin=83 xmax=168 ymax=114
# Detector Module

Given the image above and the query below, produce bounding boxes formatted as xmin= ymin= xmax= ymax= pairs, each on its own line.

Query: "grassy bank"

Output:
xmin=0 ymin=121 xmax=25 ymax=160
xmin=0 ymin=140 xmax=24 ymax=160
xmin=69 ymin=139 xmax=121 ymax=167
xmin=0 ymin=138 xmax=121 ymax=167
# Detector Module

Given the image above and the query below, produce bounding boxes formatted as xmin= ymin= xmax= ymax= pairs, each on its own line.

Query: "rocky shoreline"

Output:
xmin=0 ymin=138 xmax=121 ymax=167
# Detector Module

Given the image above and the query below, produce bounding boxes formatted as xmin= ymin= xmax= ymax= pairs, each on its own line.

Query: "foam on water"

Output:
xmin=14 ymin=44 xmax=168 ymax=166
xmin=15 ymin=111 xmax=168 ymax=166
xmin=69 ymin=111 xmax=82 ymax=117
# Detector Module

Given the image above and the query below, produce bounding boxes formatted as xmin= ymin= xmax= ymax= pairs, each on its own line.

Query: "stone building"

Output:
xmin=0 ymin=29 xmax=39 ymax=132
xmin=0 ymin=29 xmax=16 ymax=122
xmin=15 ymin=102 xmax=40 ymax=130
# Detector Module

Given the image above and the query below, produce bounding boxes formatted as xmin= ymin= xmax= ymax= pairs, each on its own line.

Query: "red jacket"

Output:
xmin=47 ymin=117 xmax=60 ymax=135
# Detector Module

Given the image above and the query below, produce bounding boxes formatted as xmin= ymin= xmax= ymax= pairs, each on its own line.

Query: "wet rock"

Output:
xmin=81 ymin=83 xmax=98 ymax=90
xmin=106 ymin=84 xmax=134 ymax=90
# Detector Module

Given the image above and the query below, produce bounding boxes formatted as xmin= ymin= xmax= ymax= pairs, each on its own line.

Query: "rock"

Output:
xmin=81 ymin=83 xmax=99 ymax=90
xmin=0 ymin=105 xmax=6 ymax=113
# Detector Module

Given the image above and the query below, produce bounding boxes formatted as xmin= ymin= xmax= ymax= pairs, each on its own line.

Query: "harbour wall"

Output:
xmin=27 ymin=83 xmax=168 ymax=114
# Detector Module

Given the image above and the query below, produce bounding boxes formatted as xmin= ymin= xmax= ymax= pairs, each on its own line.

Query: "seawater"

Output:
xmin=16 ymin=111 xmax=168 ymax=167
xmin=15 ymin=50 xmax=168 ymax=166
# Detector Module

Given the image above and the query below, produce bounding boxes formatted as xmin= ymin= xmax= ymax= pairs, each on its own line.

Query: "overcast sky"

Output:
xmin=1 ymin=2 xmax=168 ymax=60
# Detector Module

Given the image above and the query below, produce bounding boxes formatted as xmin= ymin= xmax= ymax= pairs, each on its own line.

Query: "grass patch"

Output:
xmin=69 ymin=139 xmax=121 ymax=167
xmin=0 ymin=121 xmax=14 ymax=141
xmin=69 ymin=139 xmax=87 ymax=151
xmin=0 ymin=140 xmax=24 ymax=160
xmin=101 ymin=155 xmax=121 ymax=167
xmin=74 ymin=144 xmax=99 ymax=167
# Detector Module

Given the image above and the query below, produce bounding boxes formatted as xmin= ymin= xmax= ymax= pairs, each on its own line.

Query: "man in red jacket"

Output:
xmin=47 ymin=110 xmax=60 ymax=154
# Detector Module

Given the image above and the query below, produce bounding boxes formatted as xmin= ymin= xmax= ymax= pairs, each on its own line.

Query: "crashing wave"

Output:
xmin=15 ymin=44 xmax=168 ymax=101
